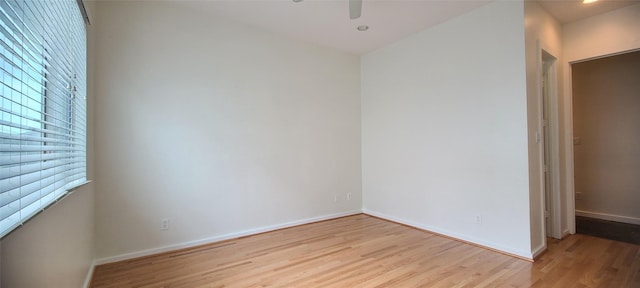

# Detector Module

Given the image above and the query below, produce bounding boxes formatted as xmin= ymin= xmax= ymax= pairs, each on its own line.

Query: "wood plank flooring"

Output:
xmin=90 ymin=214 xmax=640 ymax=287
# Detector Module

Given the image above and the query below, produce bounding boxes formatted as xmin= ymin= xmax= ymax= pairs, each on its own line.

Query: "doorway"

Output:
xmin=571 ymin=50 xmax=640 ymax=243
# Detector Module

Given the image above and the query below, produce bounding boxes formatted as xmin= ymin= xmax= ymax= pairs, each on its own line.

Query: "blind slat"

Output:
xmin=0 ymin=151 xmax=85 ymax=166
xmin=0 ymin=144 xmax=85 ymax=153
xmin=0 ymin=158 xmax=85 ymax=181
xmin=0 ymin=118 xmax=86 ymax=141
xmin=0 ymin=164 xmax=85 ymax=196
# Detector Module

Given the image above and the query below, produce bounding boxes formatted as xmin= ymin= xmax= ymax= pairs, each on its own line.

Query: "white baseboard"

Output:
xmin=531 ymin=242 xmax=546 ymax=259
xmin=94 ymin=210 xmax=362 ymax=265
xmin=362 ymin=209 xmax=533 ymax=261
xmin=576 ymin=210 xmax=640 ymax=225
xmin=82 ymin=260 xmax=96 ymax=288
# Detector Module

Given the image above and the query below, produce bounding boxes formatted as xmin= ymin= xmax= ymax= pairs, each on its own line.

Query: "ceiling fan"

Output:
xmin=349 ymin=0 xmax=363 ymax=19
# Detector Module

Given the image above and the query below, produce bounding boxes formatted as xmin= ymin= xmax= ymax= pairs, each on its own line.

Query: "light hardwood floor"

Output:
xmin=91 ymin=214 xmax=640 ymax=287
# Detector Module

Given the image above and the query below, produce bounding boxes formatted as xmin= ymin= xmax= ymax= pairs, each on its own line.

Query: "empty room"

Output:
xmin=1 ymin=0 xmax=639 ymax=287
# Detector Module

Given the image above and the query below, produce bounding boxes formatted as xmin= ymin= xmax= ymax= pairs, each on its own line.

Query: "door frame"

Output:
xmin=567 ymin=48 xmax=640 ymax=232
xmin=536 ymin=41 xmax=562 ymax=240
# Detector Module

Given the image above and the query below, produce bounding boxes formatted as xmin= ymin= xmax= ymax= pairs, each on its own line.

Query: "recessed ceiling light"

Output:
xmin=583 ymin=0 xmax=598 ymax=4
xmin=357 ymin=25 xmax=369 ymax=32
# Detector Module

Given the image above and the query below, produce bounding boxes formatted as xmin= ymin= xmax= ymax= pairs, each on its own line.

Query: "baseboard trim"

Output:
xmin=362 ymin=209 xmax=533 ymax=261
xmin=94 ymin=210 xmax=362 ymax=265
xmin=576 ymin=210 xmax=640 ymax=225
xmin=531 ymin=242 xmax=547 ymax=260
xmin=82 ymin=260 xmax=96 ymax=288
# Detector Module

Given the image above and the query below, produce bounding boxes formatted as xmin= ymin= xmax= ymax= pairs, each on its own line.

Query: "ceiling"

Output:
xmin=537 ymin=0 xmax=639 ymax=24
xmin=198 ymin=0 xmax=490 ymax=55
xmin=195 ymin=0 xmax=639 ymax=55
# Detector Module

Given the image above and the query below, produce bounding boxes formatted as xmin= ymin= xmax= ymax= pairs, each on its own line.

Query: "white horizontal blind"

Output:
xmin=0 ymin=0 xmax=87 ymax=238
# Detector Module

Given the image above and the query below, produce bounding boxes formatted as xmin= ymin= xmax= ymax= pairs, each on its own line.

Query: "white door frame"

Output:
xmin=565 ymin=47 xmax=640 ymax=234
xmin=565 ymin=62 xmax=577 ymax=236
xmin=537 ymin=40 xmax=562 ymax=239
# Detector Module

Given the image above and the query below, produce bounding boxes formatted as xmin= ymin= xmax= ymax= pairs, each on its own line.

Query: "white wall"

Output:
xmin=562 ymin=3 xmax=640 ymax=224
xmin=563 ymin=3 xmax=640 ymax=63
xmin=524 ymin=1 xmax=563 ymax=255
xmin=0 ymin=1 xmax=96 ymax=286
xmin=93 ymin=1 xmax=361 ymax=260
xmin=0 ymin=188 xmax=95 ymax=288
xmin=361 ymin=1 xmax=532 ymax=258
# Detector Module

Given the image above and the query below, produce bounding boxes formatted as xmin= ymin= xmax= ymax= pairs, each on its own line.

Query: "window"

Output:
xmin=0 ymin=0 xmax=87 ymax=238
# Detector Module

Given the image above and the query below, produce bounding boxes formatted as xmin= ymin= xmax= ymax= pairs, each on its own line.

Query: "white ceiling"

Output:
xmin=198 ymin=0 xmax=491 ymax=55
xmin=537 ymin=0 xmax=639 ymax=24
xmin=193 ymin=0 xmax=639 ymax=55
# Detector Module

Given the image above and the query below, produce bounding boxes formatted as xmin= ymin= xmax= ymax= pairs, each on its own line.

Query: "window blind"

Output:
xmin=0 ymin=0 xmax=87 ymax=239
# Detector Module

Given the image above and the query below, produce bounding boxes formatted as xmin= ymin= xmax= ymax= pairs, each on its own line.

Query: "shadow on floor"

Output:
xmin=576 ymin=216 xmax=640 ymax=245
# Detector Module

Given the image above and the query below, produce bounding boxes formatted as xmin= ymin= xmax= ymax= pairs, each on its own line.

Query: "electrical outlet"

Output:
xmin=334 ymin=194 xmax=338 ymax=203
xmin=573 ymin=137 xmax=582 ymax=145
xmin=475 ymin=215 xmax=482 ymax=224
xmin=347 ymin=193 xmax=352 ymax=200
xmin=576 ymin=192 xmax=583 ymax=200
xmin=161 ymin=218 xmax=170 ymax=231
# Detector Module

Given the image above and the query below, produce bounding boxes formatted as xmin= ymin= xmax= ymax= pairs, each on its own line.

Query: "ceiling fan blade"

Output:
xmin=349 ymin=0 xmax=362 ymax=19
